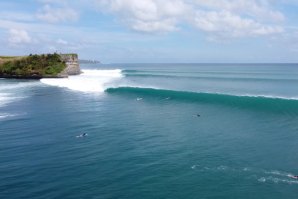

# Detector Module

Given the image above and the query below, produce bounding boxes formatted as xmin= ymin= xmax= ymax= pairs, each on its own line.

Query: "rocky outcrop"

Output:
xmin=59 ymin=54 xmax=81 ymax=77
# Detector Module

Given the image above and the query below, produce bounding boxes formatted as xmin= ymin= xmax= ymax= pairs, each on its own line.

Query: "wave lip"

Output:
xmin=40 ymin=69 xmax=123 ymax=92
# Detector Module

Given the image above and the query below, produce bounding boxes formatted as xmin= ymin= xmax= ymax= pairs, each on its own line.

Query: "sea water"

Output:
xmin=1 ymin=63 xmax=298 ymax=198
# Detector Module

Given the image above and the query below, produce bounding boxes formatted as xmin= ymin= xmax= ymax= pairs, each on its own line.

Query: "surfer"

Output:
xmin=290 ymin=175 xmax=298 ymax=179
xmin=76 ymin=133 xmax=88 ymax=138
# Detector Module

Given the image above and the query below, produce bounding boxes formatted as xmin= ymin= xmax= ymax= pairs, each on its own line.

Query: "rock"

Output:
xmin=59 ymin=54 xmax=81 ymax=76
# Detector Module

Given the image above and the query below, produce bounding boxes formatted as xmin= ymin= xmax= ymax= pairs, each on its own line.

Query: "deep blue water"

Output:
xmin=1 ymin=63 xmax=298 ymax=198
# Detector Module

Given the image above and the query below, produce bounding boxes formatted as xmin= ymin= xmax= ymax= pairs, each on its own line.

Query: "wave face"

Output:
xmin=106 ymin=87 xmax=298 ymax=113
xmin=120 ymin=64 xmax=298 ymax=100
xmin=40 ymin=69 xmax=123 ymax=92
xmin=36 ymin=64 xmax=298 ymax=113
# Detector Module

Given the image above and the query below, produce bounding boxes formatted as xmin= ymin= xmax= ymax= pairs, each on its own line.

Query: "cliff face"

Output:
xmin=59 ymin=54 xmax=81 ymax=76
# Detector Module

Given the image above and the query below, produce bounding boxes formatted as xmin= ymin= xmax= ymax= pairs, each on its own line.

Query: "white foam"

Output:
xmin=0 ymin=81 xmax=42 ymax=107
xmin=258 ymin=177 xmax=266 ymax=182
xmin=265 ymin=170 xmax=291 ymax=177
xmin=0 ymin=81 xmax=42 ymax=92
xmin=243 ymin=167 xmax=250 ymax=171
xmin=0 ymin=94 xmax=11 ymax=106
xmin=0 ymin=93 xmax=24 ymax=107
xmin=189 ymin=165 xmax=298 ymax=185
xmin=201 ymin=91 xmax=298 ymax=101
xmin=0 ymin=113 xmax=15 ymax=118
xmin=258 ymin=176 xmax=298 ymax=185
xmin=217 ymin=165 xmax=228 ymax=170
xmin=239 ymin=94 xmax=298 ymax=101
xmin=191 ymin=165 xmax=199 ymax=169
xmin=40 ymin=69 xmax=123 ymax=92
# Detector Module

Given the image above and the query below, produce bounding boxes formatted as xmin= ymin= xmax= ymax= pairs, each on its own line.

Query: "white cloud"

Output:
xmin=129 ymin=18 xmax=178 ymax=33
xmin=56 ymin=38 xmax=68 ymax=45
xmin=95 ymin=0 xmax=284 ymax=38
xmin=193 ymin=0 xmax=285 ymax=22
xmin=37 ymin=4 xmax=79 ymax=23
xmin=192 ymin=10 xmax=283 ymax=38
xmin=8 ymin=29 xmax=32 ymax=45
xmin=97 ymin=0 xmax=189 ymax=32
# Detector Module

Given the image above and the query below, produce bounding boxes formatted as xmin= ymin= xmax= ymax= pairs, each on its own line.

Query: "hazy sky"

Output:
xmin=0 ymin=0 xmax=298 ymax=63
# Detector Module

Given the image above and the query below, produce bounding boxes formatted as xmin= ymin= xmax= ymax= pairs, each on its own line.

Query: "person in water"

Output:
xmin=76 ymin=133 xmax=87 ymax=138
xmin=289 ymin=175 xmax=298 ymax=179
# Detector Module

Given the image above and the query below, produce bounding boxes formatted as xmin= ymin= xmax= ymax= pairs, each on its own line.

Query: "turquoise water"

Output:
xmin=1 ymin=64 xmax=298 ymax=198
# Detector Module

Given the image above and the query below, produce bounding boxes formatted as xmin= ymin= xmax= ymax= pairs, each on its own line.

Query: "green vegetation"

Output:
xmin=0 ymin=56 xmax=20 ymax=59
xmin=62 ymin=53 xmax=78 ymax=57
xmin=0 ymin=56 xmax=24 ymax=64
xmin=0 ymin=53 xmax=66 ymax=78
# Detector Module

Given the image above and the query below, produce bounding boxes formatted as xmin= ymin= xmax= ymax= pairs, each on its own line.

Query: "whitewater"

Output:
xmin=1 ymin=63 xmax=298 ymax=199
xmin=38 ymin=66 xmax=298 ymax=106
xmin=40 ymin=69 xmax=123 ymax=92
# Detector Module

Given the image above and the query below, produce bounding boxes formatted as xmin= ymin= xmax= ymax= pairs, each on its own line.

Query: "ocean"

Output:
xmin=1 ymin=63 xmax=298 ymax=198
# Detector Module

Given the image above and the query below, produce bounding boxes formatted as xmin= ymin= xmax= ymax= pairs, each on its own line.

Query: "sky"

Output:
xmin=0 ymin=0 xmax=298 ymax=63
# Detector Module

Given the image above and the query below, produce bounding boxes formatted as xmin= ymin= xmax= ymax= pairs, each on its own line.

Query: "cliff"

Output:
xmin=59 ymin=54 xmax=81 ymax=76
xmin=0 ymin=53 xmax=81 ymax=79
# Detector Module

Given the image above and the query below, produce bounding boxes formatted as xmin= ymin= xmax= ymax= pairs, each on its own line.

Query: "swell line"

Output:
xmin=124 ymin=73 xmax=298 ymax=82
xmin=105 ymin=87 xmax=298 ymax=114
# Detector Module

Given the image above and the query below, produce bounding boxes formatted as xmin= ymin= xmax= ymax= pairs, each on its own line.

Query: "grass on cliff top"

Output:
xmin=0 ymin=56 xmax=19 ymax=59
xmin=0 ymin=56 xmax=24 ymax=64
xmin=61 ymin=53 xmax=77 ymax=56
xmin=0 ymin=53 xmax=66 ymax=77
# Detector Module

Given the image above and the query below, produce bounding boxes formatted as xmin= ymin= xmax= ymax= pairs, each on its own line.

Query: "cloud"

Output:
xmin=97 ymin=0 xmax=189 ymax=32
xmin=95 ymin=0 xmax=284 ymax=38
xmin=193 ymin=0 xmax=285 ymax=22
xmin=56 ymin=38 xmax=68 ymax=45
xmin=192 ymin=10 xmax=283 ymax=38
xmin=8 ymin=29 xmax=32 ymax=45
xmin=37 ymin=4 xmax=79 ymax=23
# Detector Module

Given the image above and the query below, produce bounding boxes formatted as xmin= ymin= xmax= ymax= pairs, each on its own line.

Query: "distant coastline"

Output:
xmin=0 ymin=53 xmax=81 ymax=79
xmin=79 ymin=59 xmax=101 ymax=64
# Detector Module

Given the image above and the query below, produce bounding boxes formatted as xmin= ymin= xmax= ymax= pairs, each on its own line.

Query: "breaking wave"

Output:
xmin=40 ymin=69 xmax=123 ymax=92
xmin=105 ymin=87 xmax=298 ymax=113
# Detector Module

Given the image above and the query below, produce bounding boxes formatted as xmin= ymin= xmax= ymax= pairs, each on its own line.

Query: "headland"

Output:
xmin=0 ymin=53 xmax=81 ymax=79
